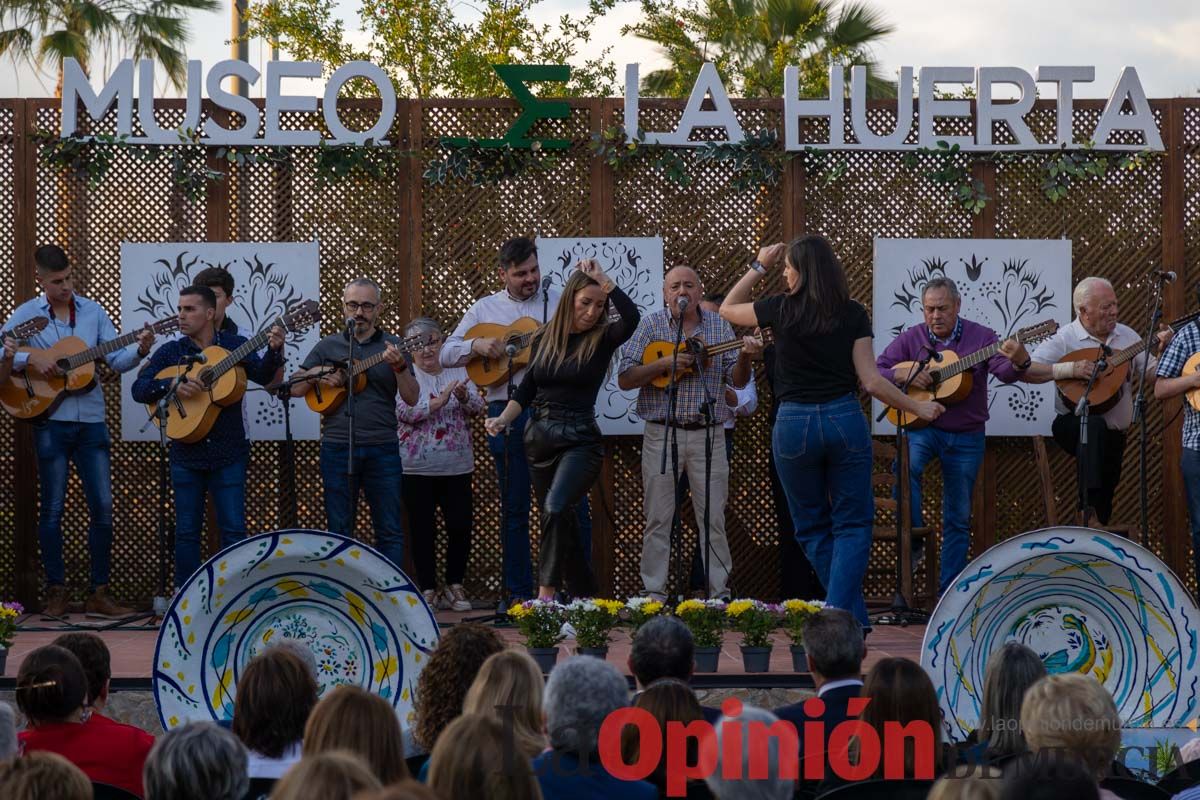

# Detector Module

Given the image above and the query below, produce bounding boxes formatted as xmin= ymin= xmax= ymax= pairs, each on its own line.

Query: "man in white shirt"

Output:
xmin=441 ymin=237 xmax=591 ymax=603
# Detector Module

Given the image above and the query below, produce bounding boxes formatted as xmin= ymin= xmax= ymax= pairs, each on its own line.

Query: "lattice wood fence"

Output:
xmin=2 ymin=96 xmax=1198 ymax=610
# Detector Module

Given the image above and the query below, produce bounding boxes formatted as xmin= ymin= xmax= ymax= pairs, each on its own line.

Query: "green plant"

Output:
xmin=726 ymin=599 xmax=779 ymax=648
xmin=781 ymin=599 xmax=825 ymax=646
xmin=314 ymin=139 xmax=401 ymax=188
xmin=695 ymin=128 xmax=793 ymax=192
xmin=675 ymin=599 xmax=727 ymax=648
xmin=423 ymin=138 xmax=560 ymax=186
xmin=800 ymin=146 xmax=848 ymax=187
xmin=507 ymin=598 xmax=565 ymax=649
xmin=903 ymin=140 xmax=989 ymax=215
xmin=624 ymin=596 xmax=667 ymax=633
xmin=565 ymin=598 xmax=624 ymax=649
xmin=0 ymin=602 xmax=23 ymax=649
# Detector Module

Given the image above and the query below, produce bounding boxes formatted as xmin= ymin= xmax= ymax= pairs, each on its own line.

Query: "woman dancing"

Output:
xmin=485 ymin=259 xmax=639 ymax=601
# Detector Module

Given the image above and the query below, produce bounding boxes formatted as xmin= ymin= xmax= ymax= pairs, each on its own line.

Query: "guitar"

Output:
xmin=303 ymin=330 xmax=434 ymax=415
xmin=641 ymin=329 xmax=774 ymax=389
xmin=885 ymin=319 xmax=1060 ymax=430
xmin=463 ymin=316 xmax=540 ymax=389
xmin=147 ymin=300 xmax=320 ymax=443
xmin=1056 ymin=309 xmax=1200 ymax=414
xmin=1 ymin=315 xmax=180 ymax=422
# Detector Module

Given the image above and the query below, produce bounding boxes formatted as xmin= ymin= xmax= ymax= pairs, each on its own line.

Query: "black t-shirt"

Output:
xmin=753 ymin=295 xmax=872 ymax=404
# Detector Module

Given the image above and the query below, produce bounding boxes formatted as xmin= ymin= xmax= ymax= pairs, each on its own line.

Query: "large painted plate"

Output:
xmin=153 ymin=529 xmax=438 ymax=731
xmin=921 ymin=527 xmax=1200 ymax=739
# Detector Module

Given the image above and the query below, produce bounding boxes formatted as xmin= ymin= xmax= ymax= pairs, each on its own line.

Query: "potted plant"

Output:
xmin=0 ymin=601 xmax=22 ymax=675
xmin=507 ymin=599 xmax=565 ymax=673
xmin=727 ymin=599 xmax=779 ymax=673
xmin=566 ymin=598 xmax=623 ymax=658
xmin=675 ymin=599 xmax=726 ymax=672
xmin=782 ymin=599 xmax=826 ymax=672
xmin=624 ymin=596 xmax=666 ymax=634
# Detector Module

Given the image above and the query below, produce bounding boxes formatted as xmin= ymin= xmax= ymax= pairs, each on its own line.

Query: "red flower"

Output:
xmin=435 ymin=428 xmax=446 ymax=440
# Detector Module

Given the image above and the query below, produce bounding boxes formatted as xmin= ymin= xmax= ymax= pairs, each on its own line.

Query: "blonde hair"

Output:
xmin=270 ymin=751 xmax=381 ymax=800
xmin=927 ymin=774 xmax=1001 ymax=800
xmin=303 ymin=686 xmax=410 ymax=785
xmin=1020 ymin=673 xmax=1122 ymax=780
xmin=462 ymin=649 xmax=548 ymax=760
xmin=427 ymin=714 xmax=542 ymax=800
xmin=528 ymin=270 xmax=609 ymax=374
xmin=0 ymin=751 xmax=92 ymax=800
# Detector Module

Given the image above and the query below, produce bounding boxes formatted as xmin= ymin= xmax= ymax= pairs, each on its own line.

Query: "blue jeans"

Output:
xmin=487 ymin=401 xmax=591 ymax=599
xmin=904 ymin=427 xmax=986 ymax=594
xmin=772 ymin=395 xmax=873 ymax=626
xmin=171 ymin=459 xmax=248 ymax=586
xmin=319 ymin=441 xmax=405 ymax=570
xmin=1183 ymin=448 xmax=1200 ymax=587
xmin=33 ymin=421 xmax=114 ymax=589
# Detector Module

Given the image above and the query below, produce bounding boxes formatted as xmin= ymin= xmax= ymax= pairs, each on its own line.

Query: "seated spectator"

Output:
xmin=959 ymin=642 xmax=1046 ymax=766
xmin=704 ymin=705 xmax=794 ymax=800
xmin=1020 ymin=674 xmax=1122 ymax=800
xmin=929 ymin=774 xmax=1000 ymax=800
xmin=428 ymin=713 xmax=542 ymax=799
xmin=621 ymin=678 xmax=715 ymax=799
xmin=53 ymin=632 xmax=116 ymax=718
xmin=143 ymin=721 xmax=248 ymax=800
xmin=534 ymin=656 xmax=657 ymax=800
xmin=305 ymin=685 xmax=409 ymax=785
xmin=233 ymin=646 xmax=318 ymax=781
xmin=628 ymin=616 xmax=720 ymax=723
xmin=999 ymin=752 xmax=1100 ymax=800
xmin=17 ymin=644 xmax=154 ymax=797
xmin=354 ymin=780 xmax=442 ymax=800
xmin=462 ymin=649 xmax=548 ymax=760
xmin=0 ymin=751 xmax=92 ymax=800
xmin=270 ymin=751 xmax=381 ymax=800
xmin=0 ymin=701 xmax=16 ymax=759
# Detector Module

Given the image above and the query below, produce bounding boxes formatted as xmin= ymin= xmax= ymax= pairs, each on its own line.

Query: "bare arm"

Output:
xmin=720 ymin=268 xmax=764 ymax=329
xmin=1156 ymin=371 xmax=1200 ymax=401
xmin=852 ymin=338 xmax=944 ymax=422
xmin=617 ymin=353 xmax=694 ymax=391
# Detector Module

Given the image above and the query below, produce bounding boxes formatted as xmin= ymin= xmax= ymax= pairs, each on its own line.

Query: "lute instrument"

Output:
xmin=464 ymin=316 xmax=540 ymax=389
xmin=641 ymin=328 xmax=774 ymax=389
xmin=304 ymin=330 xmax=434 ymax=415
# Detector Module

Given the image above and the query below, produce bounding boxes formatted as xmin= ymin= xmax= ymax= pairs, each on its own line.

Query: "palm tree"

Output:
xmin=625 ymin=0 xmax=895 ymax=99
xmin=0 ymin=0 xmax=219 ymax=96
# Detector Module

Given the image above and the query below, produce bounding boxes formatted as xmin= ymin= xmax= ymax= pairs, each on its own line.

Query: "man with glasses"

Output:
xmin=290 ymin=278 xmax=418 ymax=568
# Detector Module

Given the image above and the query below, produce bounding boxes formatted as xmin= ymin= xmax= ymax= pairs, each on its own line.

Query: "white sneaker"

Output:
xmin=559 ymin=622 xmax=576 ymax=639
xmin=444 ymin=584 xmax=472 ymax=612
xmin=422 ymin=588 xmax=439 ymax=609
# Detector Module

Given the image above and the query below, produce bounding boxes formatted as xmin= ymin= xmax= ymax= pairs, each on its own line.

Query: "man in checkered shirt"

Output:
xmin=1156 ymin=317 xmax=1200 ymax=584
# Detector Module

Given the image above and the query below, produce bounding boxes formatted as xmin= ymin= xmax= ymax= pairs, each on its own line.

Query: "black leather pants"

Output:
xmin=523 ymin=404 xmax=602 ymax=596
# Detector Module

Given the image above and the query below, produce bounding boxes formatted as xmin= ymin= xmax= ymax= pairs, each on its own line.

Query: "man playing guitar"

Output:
xmin=1 ymin=244 xmax=155 ymax=617
xmin=876 ymin=277 xmax=1030 ymax=594
xmin=131 ymin=286 xmax=285 ymax=586
xmin=440 ymin=237 xmax=591 ymax=604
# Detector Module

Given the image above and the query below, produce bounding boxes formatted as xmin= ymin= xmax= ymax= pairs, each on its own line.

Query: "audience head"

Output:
xmin=144 ymin=721 xmax=249 ymax=800
xmin=15 ymin=644 xmax=88 ymax=725
xmin=859 ymin=656 xmax=944 ymax=775
xmin=999 ymin=752 xmax=1100 ymax=800
xmin=704 ymin=704 xmax=794 ymax=800
xmin=462 ymin=648 xmax=547 ymax=759
xmin=978 ymin=642 xmax=1046 ymax=756
xmin=622 ymin=678 xmax=704 ymax=791
xmin=628 ymin=615 xmax=695 ymax=688
xmin=1020 ymin=673 xmax=1121 ymax=781
xmin=802 ymin=608 xmax=866 ymax=684
xmin=413 ymin=623 xmax=505 ymax=751
xmin=0 ymin=701 xmax=17 ymax=759
xmin=929 ymin=774 xmax=1000 ymax=800
xmin=0 ymin=751 xmax=92 ymax=800
xmin=271 ymin=751 xmax=382 ymax=800
xmin=305 ymin=685 xmax=410 ymax=785
xmin=353 ymin=780 xmax=442 ymax=800
xmin=428 ymin=713 xmax=542 ymax=800
xmin=53 ymin=632 xmax=112 ymax=712
xmin=233 ymin=645 xmax=319 ymax=758
xmin=265 ymin=638 xmax=320 ymax=680
xmin=544 ymin=656 xmax=630 ymax=755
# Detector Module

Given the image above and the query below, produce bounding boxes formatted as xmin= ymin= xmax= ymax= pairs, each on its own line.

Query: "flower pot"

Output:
xmin=0 ymin=646 xmax=7 ymax=676
xmin=576 ymin=646 xmax=609 ymax=660
xmin=694 ymin=645 xmax=720 ymax=673
xmin=790 ymin=644 xmax=807 ymax=673
xmin=740 ymin=645 xmax=771 ymax=673
xmin=527 ymin=646 xmax=560 ymax=673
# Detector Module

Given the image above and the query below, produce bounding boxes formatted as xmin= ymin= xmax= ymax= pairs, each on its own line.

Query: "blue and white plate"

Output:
xmin=153 ymin=529 xmax=438 ymax=730
xmin=922 ymin=527 xmax=1200 ymax=739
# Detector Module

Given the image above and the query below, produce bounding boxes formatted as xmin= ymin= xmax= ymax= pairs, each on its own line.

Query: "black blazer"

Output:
xmin=775 ymin=680 xmax=863 ymax=790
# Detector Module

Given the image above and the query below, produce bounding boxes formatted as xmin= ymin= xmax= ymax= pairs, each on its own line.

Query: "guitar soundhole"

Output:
xmin=199 ymin=369 xmax=213 ymax=390
xmin=56 ymin=358 xmax=71 ymax=372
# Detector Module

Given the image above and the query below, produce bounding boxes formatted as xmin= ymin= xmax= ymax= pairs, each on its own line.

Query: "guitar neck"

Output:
xmin=936 ymin=341 xmax=1001 ymax=380
xmin=349 ymin=349 xmax=389 ymax=377
xmin=1106 ymin=310 xmax=1200 ymax=368
xmin=704 ymin=338 xmax=746 ymax=357
xmin=65 ymin=328 xmax=147 ymax=370
xmin=210 ymin=328 xmax=271 ymax=380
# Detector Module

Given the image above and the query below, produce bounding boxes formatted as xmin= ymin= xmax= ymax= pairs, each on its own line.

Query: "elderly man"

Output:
xmin=627 ymin=615 xmax=721 ymax=723
xmin=705 ymin=705 xmax=795 ymax=800
xmin=1022 ymin=276 xmax=1171 ymax=525
xmin=618 ymin=266 xmax=758 ymax=601
xmin=143 ymin=722 xmax=249 ymax=800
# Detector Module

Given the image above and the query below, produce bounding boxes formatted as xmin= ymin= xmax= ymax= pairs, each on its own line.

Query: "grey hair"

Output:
xmin=544 ymin=656 xmax=630 ymax=754
xmin=344 ymin=277 xmax=383 ymax=301
xmin=705 ymin=705 xmax=794 ymax=800
xmin=265 ymin=638 xmax=319 ymax=682
xmin=143 ymin=722 xmax=249 ymax=800
xmin=630 ymin=615 xmax=695 ymax=687
xmin=802 ymin=608 xmax=864 ymax=680
xmin=922 ymin=277 xmax=960 ymax=301
xmin=404 ymin=316 xmax=443 ymax=339
xmin=1073 ymin=277 xmax=1113 ymax=314
xmin=0 ymin=701 xmax=16 ymax=759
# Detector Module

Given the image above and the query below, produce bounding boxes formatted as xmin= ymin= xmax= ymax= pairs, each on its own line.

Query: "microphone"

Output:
xmin=924 ymin=346 xmax=943 ymax=363
xmin=542 ymin=277 xmax=552 ymax=292
xmin=181 ymin=352 xmax=207 ymax=364
xmin=1154 ymin=270 xmax=1178 ymax=283
xmin=345 ymin=318 xmax=357 ymax=331
xmin=505 ymin=343 xmax=519 ymax=357
xmin=677 ymin=296 xmax=689 ymax=313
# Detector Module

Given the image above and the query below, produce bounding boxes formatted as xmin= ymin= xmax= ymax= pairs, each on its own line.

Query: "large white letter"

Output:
xmin=205 ymin=60 xmax=261 ymax=144
xmin=917 ymin=67 xmax=974 ymax=150
xmin=783 ymin=63 xmax=844 ymax=151
xmin=1092 ymin=67 xmax=1163 ymax=151
xmin=138 ymin=59 xmax=201 ymax=144
xmin=976 ymin=67 xmax=1038 ymax=149
xmin=323 ymin=62 xmax=395 ymax=145
xmin=849 ymin=65 xmax=912 ymax=149
xmin=265 ymin=61 xmax=322 ymax=146
xmin=624 ymin=63 xmax=641 ymax=140
xmin=644 ymin=62 xmax=742 ymax=147
xmin=1036 ymin=66 xmax=1094 ymax=148
xmin=61 ymin=58 xmax=133 ymax=137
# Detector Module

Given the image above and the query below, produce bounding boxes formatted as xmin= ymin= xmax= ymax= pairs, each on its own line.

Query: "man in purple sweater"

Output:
xmin=876 ymin=277 xmax=1031 ymax=594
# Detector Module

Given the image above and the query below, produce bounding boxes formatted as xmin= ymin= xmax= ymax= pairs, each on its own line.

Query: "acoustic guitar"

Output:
xmin=147 ymin=300 xmax=320 ymax=443
xmin=0 ymin=316 xmax=52 ymax=419
xmin=463 ymin=316 xmax=539 ymax=389
xmin=1 ymin=315 xmax=180 ymax=422
xmin=303 ymin=330 xmax=434 ymax=415
xmin=641 ymin=328 xmax=774 ymax=389
xmin=1056 ymin=309 xmax=1200 ymax=414
xmin=885 ymin=319 xmax=1060 ymax=430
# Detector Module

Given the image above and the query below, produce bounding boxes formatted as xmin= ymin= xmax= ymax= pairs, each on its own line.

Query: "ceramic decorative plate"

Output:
xmin=921 ymin=527 xmax=1200 ymax=739
xmin=153 ymin=529 xmax=438 ymax=731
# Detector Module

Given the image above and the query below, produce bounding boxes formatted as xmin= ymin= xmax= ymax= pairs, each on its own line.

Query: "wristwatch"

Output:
xmin=1016 ymin=356 xmax=1032 ymax=370
xmin=751 ymin=261 xmax=768 ymax=275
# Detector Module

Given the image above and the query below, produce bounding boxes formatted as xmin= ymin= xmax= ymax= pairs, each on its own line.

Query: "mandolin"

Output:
xmin=2 ymin=315 xmax=179 ymax=422
xmin=885 ymin=319 xmax=1060 ymax=430
xmin=147 ymin=300 xmax=320 ymax=443
xmin=303 ymin=330 xmax=434 ymax=415
xmin=463 ymin=316 xmax=540 ymax=389
xmin=641 ymin=328 xmax=774 ymax=389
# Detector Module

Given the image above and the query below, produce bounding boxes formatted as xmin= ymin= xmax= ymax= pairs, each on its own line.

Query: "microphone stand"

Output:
xmin=662 ymin=302 xmax=689 ymax=601
xmin=252 ymin=367 xmax=334 ymax=528
xmin=344 ymin=320 xmax=358 ymax=535
xmin=1132 ymin=276 xmax=1166 ymax=547
xmin=687 ymin=339 xmax=724 ymax=599
xmin=1075 ymin=346 xmax=1111 ymax=528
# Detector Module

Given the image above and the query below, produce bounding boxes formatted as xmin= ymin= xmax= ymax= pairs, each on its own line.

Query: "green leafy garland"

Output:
xmin=422 ymin=138 xmax=561 ymax=186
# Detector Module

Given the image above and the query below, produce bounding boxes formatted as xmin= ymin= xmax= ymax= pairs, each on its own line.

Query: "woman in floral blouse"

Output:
xmin=397 ymin=317 xmax=485 ymax=611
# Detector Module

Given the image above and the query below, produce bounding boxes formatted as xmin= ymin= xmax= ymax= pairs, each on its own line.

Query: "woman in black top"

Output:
xmin=485 ymin=260 xmax=640 ymax=601
xmin=720 ymin=236 xmax=942 ymax=626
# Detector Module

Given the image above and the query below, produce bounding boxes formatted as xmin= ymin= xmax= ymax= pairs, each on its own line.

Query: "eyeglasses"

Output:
xmin=344 ymin=301 xmax=378 ymax=313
